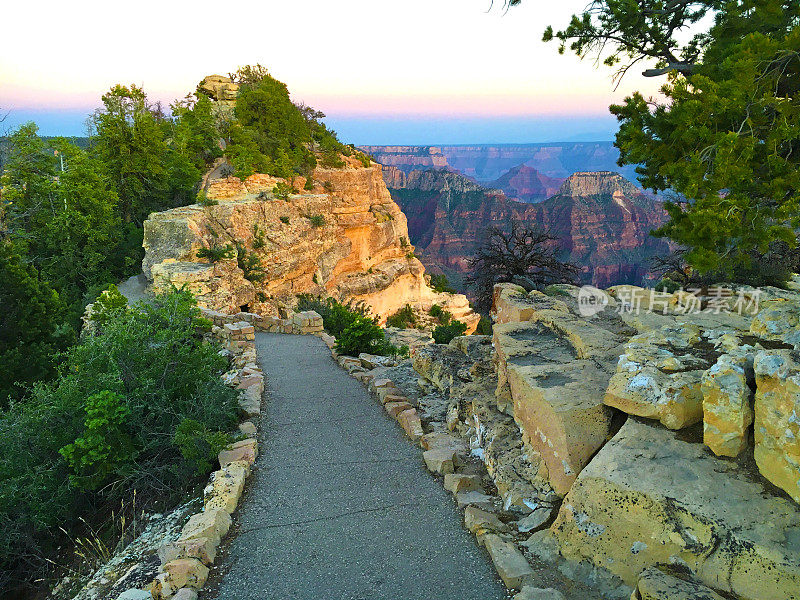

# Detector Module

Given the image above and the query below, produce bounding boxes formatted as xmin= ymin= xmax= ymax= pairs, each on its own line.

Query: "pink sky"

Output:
xmin=0 ymin=0 xmax=663 ymax=141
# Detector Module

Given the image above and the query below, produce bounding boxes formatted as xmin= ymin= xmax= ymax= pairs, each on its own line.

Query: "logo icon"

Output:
xmin=577 ymin=285 xmax=608 ymax=317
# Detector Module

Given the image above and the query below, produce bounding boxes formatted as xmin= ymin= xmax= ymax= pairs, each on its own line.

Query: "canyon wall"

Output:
xmin=362 ymin=143 xmax=641 ymax=184
xmin=142 ymin=158 xmax=478 ymax=330
xmin=385 ymin=168 xmax=670 ymax=288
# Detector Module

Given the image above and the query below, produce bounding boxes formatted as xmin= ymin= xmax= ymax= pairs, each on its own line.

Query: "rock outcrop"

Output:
xmin=142 ymin=159 xmax=478 ymax=330
xmin=488 ymin=164 xmax=565 ymax=204
xmin=384 ymin=168 xmax=670 ymax=289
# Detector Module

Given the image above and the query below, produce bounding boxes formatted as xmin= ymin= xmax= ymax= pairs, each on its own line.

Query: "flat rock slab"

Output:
xmin=204 ymin=333 xmax=505 ymax=600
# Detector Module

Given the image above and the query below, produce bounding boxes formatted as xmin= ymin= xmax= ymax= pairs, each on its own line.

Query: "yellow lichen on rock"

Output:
xmin=753 ymin=350 xmax=800 ymax=503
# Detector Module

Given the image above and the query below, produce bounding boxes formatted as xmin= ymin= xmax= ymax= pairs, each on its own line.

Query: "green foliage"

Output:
xmin=224 ymin=66 xmax=349 ymax=178
xmin=307 ymin=214 xmax=326 ymax=228
xmin=304 ymin=176 xmax=314 ymax=190
xmin=386 ymin=304 xmax=417 ymax=329
xmin=296 ymin=295 xmax=371 ymax=338
xmin=91 ymin=85 xmax=197 ymax=226
xmin=0 ymin=240 xmax=70 ymax=407
xmin=169 ymin=94 xmax=222 ymax=170
xmin=59 ymin=391 xmax=136 ymax=491
xmin=532 ymin=0 xmax=800 ymax=281
xmin=235 ymin=244 xmax=266 ymax=282
xmin=429 ymin=273 xmax=455 ymax=293
xmin=0 ymin=288 xmax=237 ymax=590
xmin=400 ymin=236 xmax=409 ymax=248
xmin=654 ymin=278 xmax=682 ymax=294
xmin=476 ymin=316 xmax=493 ymax=336
xmin=272 ymin=181 xmax=297 ymax=200
xmin=90 ymin=284 xmax=129 ymax=327
xmin=196 ymin=190 xmax=218 ymax=206
xmin=252 ymin=224 xmax=266 ymax=249
xmin=355 ymin=152 xmax=372 ymax=168
xmin=432 ymin=319 xmax=468 ymax=345
xmin=197 ymin=243 xmax=234 ymax=263
xmin=173 ymin=418 xmax=230 ymax=476
xmin=323 ymin=180 xmax=335 ymax=193
xmin=428 ymin=303 xmax=454 ymax=326
xmin=543 ymin=284 xmax=570 ymax=297
xmin=334 ymin=316 xmax=397 ymax=357
xmin=280 ymin=215 xmax=290 ymax=224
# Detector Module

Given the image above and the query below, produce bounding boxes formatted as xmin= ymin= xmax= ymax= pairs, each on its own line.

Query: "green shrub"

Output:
xmin=476 ymin=316 xmax=493 ymax=336
xmin=59 ymin=391 xmax=136 ymax=491
xmin=0 ymin=288 xmax=237 ymax=589
xmin=654 ymin=277 xmax=682 ymax=293
xmin=400 ymin=236 xmax=409 ymax=248
xmin=252 ymin=224 xmax=265 ymax=249
xmin=196 ymin=190 xmax=218 ymax=206
xmin=428 ymin=303 xmax=454 ymax=326
xmin=356 ymin=153 xmax=371 ymax=168
xmin=197 ymin=244 xmax=234 ymax=263
xmin=406 ymin=252 xmax=417 ymax=260
xmin=272 ymin=181 xmax=297 ymax=200
xmin=90 ymin=284 xmax=129 ymax=327
xmin=430 ymin=273 xmax=455 ymax=294
xmin=432 ymin=319 xmax=468 ymax=345
xmin=323 ymin=180 xmax=335 ymax=193
xmin=173 ymin=418 xmax=231 ymax=476
xmin=307 ymin=214 xmax=325 ymax=228
xmin=543 ymin=284 xmax=570 ymax=297
xmin=386 ymin=304 xmax=417 ymax=329
xmin=296 ymin=294 xmax=372 ymax=339
xmin=280 ymin=215 xmax=290 ymax=224
xmin=303 ymin=176 xmax=314 ymax=190
xmin=334 ymin=316 xmax=396 ymax=357
xmin=236 ymin=245 xmax=266 ymax=282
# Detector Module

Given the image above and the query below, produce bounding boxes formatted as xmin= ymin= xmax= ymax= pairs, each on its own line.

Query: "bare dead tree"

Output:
xmin=466 ymin=220 xmax=580 ymax=313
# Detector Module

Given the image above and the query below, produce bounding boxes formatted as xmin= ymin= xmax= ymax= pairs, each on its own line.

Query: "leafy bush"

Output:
xmin=654 ymin=278 xmax=682 ymax=293
xmin=323 ymin=180 xmax=335 ymax=193
xmin=0 ymin=288 xmax=237 ymax=590
xmin=386 ymin=304 xmax=417 ymax=329
xmin=428 ymin=303 xmax=454 ymax=326
xmin=307 ymin=214 xmax=325 ymax=228
xmin=334 ymin=316 xmax=396 ymax=357
xmin=430 ymin=273 xmax=455 ymax=294
xmin=272 ymin=181 xmax=296 ymax=200
xmin=252 ymin=224 xmax=265 ymax=249
xmin=90 ymin=284 xmax=129 ymax=327
xmin=303 ymin=176 xmax=314 ymax=190
xmin=196 ymin=191 xmax=218 ymax=206
xmin=280 ymin=216 xmax=290 ymax=224
xmin=236 ymin=245 xmax=266 ymax=282
xmin=432 ymin=319 xmax=468 ymax=345
xmin=197 ymin=244 xmax=234 ymax=263
xmin=475 ymin=316 xmax=493 ymax=336
xmin=296 ymin=294 xmax=371 ymax=338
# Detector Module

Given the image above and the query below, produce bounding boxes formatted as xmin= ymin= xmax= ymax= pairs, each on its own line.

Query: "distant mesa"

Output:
xmin=488 ymin=164 xmax=565 ymax=204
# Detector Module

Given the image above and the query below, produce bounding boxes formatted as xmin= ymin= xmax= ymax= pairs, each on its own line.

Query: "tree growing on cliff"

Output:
xmin=467 ymin=221 xmax=580 ymax=312
xmin=505 ymin=0 xmax=800 ymax=282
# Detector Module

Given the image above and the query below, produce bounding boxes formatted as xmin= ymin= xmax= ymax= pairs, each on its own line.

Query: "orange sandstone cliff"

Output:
xmin=142 ymin=156 xmax=479 ymax=331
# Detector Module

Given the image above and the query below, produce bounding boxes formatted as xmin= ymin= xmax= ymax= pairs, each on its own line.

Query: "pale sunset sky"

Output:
xmin=0 ymin=0 xmax=662 ymax=143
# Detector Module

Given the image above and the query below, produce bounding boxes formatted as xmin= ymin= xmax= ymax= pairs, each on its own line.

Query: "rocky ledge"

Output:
xmin=390 ymin=280 xmax=800 ymax=599
xmin=142 ymin=158 xmax=477 ymax=330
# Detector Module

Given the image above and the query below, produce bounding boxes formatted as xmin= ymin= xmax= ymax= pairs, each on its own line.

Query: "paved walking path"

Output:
xmin=208 ymin=333 xmax=505 ymax=600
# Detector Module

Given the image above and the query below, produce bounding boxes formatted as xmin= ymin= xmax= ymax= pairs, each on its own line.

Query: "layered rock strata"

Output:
xmin=142 ymin=158 xmax=477 ymax=331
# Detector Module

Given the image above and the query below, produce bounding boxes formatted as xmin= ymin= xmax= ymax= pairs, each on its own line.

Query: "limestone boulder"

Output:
xmin=551 ymin=419 xmax=800 ymax=600
xmin=753 ymin=350 xmax=800 ymax=504
xmin=634 ymin=567 xmax=725 ymax=600
xmin=750 ymin=299 xmax=800 ymax=345
xmin=482 ymin=533 xmax=535 ymax=588
xmin=179 ymin=509 xmax=231 ymax=546
xmin=218 ymin=438 xmax=258 ymax=468
xmin=701 ymin=352 xmax=754 ymax=457
xmin=203 ymin=461 xmax=249 ymax=514
xmin=605 ymin=325 xmax=711 ymax=429
xmin=508 ymin=359 xmax=615 ymax=496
